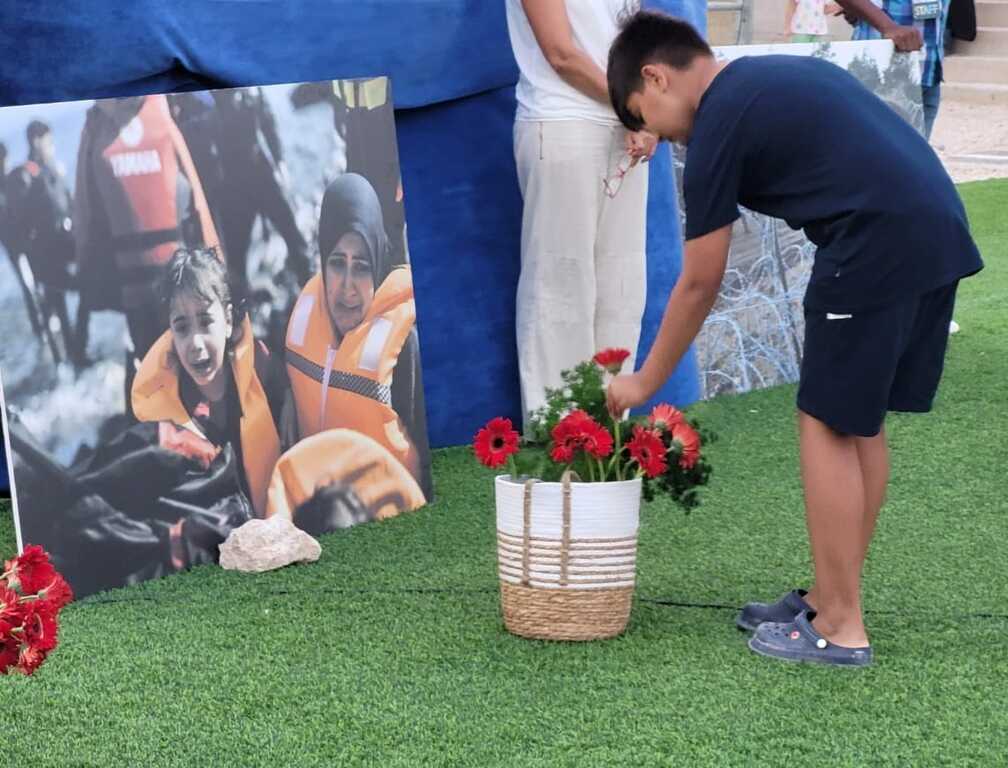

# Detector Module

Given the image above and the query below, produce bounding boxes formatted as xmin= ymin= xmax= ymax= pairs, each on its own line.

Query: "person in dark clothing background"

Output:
xmin=0 ymin=140 xmax=43 ymax=336
xmin=210 ymin=87 xmax=311 ymax=295
xmin=4 ymin=120 xmax=80 ymax=367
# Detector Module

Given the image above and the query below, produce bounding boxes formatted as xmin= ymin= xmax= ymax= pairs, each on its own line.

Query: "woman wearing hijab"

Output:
xmin=283 ymin=173 xmax=431 ymax=500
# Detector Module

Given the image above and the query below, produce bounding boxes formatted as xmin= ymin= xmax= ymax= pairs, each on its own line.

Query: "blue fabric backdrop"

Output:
xmin=0 ymin=0 xmax=707 ymax=492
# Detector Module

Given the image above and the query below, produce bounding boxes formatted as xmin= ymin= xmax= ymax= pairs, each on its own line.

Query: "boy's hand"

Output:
xmin=607 ymin=372 xmax=652 ymax=418
xmin=625 ymin=130 xmax=658 ymax=164
xmin=884 ymin=23 xmax=924 ymax=51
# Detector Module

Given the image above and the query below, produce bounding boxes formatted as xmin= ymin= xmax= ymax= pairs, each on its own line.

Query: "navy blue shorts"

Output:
xmin=797 ymin=282 xmax=959 ymax=437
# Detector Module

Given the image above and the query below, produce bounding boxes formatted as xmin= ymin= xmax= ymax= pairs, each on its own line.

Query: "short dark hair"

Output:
xmin=26 ymin=120 xmax=51 ymax=145
xmin=608 ymin=10 xmax=712 ymax=131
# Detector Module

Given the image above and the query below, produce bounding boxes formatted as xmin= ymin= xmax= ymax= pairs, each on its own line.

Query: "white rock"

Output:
xmin=219 ymin=515 xmax=321 ymax=573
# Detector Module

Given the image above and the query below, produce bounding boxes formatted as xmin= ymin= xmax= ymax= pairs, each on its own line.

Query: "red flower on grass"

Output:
xmin=19 ymin=601 xmax=59 ymax=654
xmin=4 ymin=545 xmax=56 ymax=595
xmin=38 ymin=575 xmax=74 ymax=611
xmin=0 ymin=586 xmax=21 ymax=624
xmin=649 ymin=403 xmax=685 ymax=431
xmin=593 ymin=348 xmax=631 ymax=375
xmin=671 ymin=422 xmax=701 ymax=470
xmin=550 ymin=410 xmax=613 ymax=463
xmin=16 ymin=644 xmax=46 ymax=676
xmin=626 ymin=425 xmax=668 ymax=478
xmin=0 ymin=624 xmax=18 ymax=674
xmin=473 ymin=417 xmax=520 ymax=469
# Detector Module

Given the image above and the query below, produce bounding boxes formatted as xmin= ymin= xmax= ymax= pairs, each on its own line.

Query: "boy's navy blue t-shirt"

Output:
xmin=683 ymin=55 xmax=983 ymax=312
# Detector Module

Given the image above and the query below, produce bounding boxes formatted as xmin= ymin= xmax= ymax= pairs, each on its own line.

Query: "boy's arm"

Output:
xmin=834 ymin=0 xmax=924 ymax=50
xmin=606 ymin=224 xmax=732 ymax=416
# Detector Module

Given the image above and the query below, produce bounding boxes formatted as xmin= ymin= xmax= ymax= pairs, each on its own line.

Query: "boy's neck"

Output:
xmin=691 ymin=55 xmax=729 ymax=111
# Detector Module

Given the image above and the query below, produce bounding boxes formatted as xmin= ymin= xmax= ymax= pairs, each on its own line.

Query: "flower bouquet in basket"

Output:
xmin=1 ymin=546 xmax=73 ymax=675
xmin=472 ymin=349 xmax=714 ymax=641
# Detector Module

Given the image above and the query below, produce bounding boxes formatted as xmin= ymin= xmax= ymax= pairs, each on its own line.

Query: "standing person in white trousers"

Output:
xmin=506 ymin=0 xmax=656 ymax=426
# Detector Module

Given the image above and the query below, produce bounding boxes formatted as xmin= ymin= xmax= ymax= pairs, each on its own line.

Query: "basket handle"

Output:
xmin=560 ymin=469 xmax=579 ymax=587
xmin=520 ymin=471 xmax=579 ymax=588
xmin=521 ymin=478 xmax=537 ymax=586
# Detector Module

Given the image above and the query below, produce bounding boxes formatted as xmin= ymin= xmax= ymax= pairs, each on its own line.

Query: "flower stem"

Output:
xmin=609 ymin=417 xmax=623 ymax=482
xmin=507 ymin=455 xmax=518 ymax=480
xmin=597 ymin=457 xmax=606 ymax=482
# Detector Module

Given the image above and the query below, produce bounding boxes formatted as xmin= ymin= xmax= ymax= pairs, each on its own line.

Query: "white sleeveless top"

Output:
xmin=505 ymin=0 xmax=635 ymax=125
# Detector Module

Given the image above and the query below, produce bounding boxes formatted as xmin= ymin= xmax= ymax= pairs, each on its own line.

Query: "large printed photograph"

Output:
xmin=0 ymin=78 xmax=433 ymax=597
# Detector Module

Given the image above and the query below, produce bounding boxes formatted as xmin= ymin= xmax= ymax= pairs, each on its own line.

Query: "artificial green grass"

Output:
xmin=1 ymin=180 xmax=1005 ymax=767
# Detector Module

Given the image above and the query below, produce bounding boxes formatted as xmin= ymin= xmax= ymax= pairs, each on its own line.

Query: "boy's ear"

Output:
xmin=641 ymin=63 xmax=667 ymax=91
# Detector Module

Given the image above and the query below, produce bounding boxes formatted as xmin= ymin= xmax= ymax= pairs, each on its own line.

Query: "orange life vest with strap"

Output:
xmin=131 ymin=316 xmax=280 ymax=518
xmin=285 ymin=266 xmax=420 ymax=480
xmin=94 ymin=94 xmax=219 ymax=309
xmin=265 ymin=429 xmax=426 ymax=523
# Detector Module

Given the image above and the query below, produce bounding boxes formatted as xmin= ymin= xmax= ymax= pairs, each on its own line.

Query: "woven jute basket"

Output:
xmin=495 ymin=471 xmax=641 ymax=641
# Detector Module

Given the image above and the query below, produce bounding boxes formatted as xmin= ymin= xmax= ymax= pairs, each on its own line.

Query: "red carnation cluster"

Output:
xmin=473 ymin=417 xmax=521 ymax=469
xmin=1 ymin=545 xmax=73 ymax=675
xmin=549 ymin=410 xmax=614 ymax=463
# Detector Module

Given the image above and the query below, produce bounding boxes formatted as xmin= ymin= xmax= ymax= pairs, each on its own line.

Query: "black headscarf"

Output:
xmin=317 ymin=173 xmax=393 ymax=287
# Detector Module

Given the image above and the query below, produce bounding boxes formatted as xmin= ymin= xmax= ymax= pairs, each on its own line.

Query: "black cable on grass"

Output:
xmin=76 ymin=587 xmax=1008 ymax=621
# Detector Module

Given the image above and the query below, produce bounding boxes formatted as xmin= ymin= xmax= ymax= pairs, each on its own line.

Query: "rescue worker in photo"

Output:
xmin=284 ymin=173 xmax=432 ymax=501
xmin=4 ymin=120 xmax=81 ymax=366
xmin=73 ymin=94 xmax=220 ymax=374
xmin=211 ymin=86 xmax=312 ymax=294
xmin=0 ymin=139 xmax=46 ymax=340
xmin=264 ymin=429 xmax=427 ymax=535
xmin=131 ymin=247 xmax=283 ymax=519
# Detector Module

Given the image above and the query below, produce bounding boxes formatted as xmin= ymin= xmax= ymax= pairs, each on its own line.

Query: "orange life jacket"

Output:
xmin=93 ymin=95 xmax=219 ymax=308
xmin=265 ymin=429 xmax=426 ymax=523
xmin=285 ymin=266 xmax=420 ymax=480
xmin=131 ymin=316 xmax=280 ymax=518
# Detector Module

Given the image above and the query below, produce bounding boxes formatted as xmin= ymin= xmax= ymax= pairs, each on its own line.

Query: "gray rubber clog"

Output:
xmin=748 ymin=610 xmax=873 ymax=667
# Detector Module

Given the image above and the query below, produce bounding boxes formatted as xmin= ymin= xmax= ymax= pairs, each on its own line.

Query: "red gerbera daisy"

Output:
xmin=19 ymin=601 xmax=59 ymax=654
xmin=593 ymin=348 xmax=631 ymax=374
xmin=0 ymin=624 xmax=19 ymax=675
xmin=38 ymin=574 xmax=74 ymax=611
xmin=581 ymin=422 xmax=614 ymax=459
xmin=473 ymin=417 xmax=520 ymax=469
xmin=16 ymin=643 xmax=46 ymax=676
xmin=0 ymin=586 xmax=22 ymax=625
xmin=550 ymin=419 xmax=580 ymax=463
xmin=550 ymin=410 xmax=612 ymax=463
xmin=649 ymin=403 xmax=685 ymax=431
xmin=626 ymin=425 xmax=668 ymax=479
xmin=671 ymin=421 xmax=701 ymax=469
xmin=3 ymin=545 xmax=56 ymax=595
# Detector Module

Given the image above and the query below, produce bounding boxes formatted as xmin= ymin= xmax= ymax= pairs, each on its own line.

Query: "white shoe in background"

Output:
xmin=949 ymin=320 xmax=961 ymax=335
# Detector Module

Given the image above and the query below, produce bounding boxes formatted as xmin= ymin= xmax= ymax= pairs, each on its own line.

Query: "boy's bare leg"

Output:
xmin=805 ymin=425 xmax=888 ymax=612
xmin=798 ymin=410 xmax=872 ymax=647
